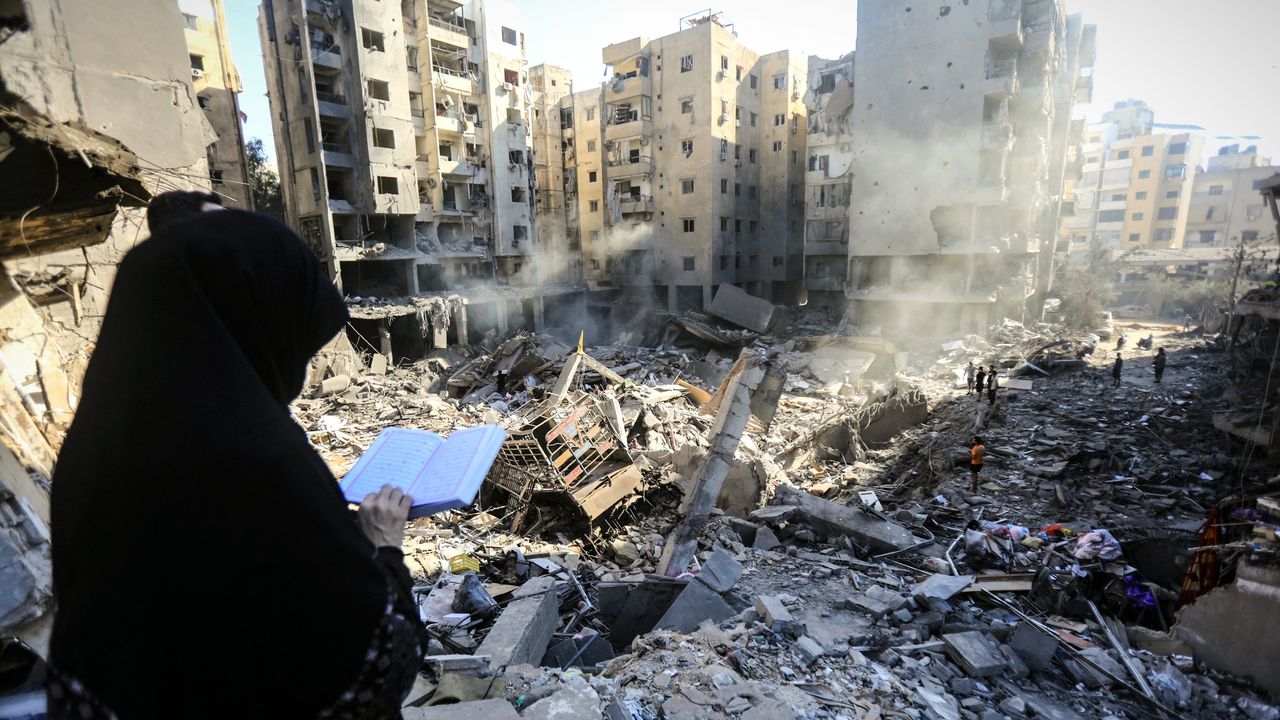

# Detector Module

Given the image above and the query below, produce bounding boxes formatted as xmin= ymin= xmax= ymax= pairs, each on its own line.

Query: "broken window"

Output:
xmin=772 ymin=72 xmax=786 ymax=90
xmin=1157 ymin=206 xmax=1178 ymax=220
xmin=377 ymin=176 xmax=398 ymax=194
xmin=183 ymin=13 xmax=198 ymax=29
xmin=720 ymin=216 xmax=729 ymax=230
xmin=373 ymin=128 xmax=395 ymax=148
xmin=367 ymin=79 xmax=390 ymax=100
xmin=190 ymin=54 xmax=204 ymax=72
xmin=681 ymin=178 xmax=694 ymax=194
xmin=681 ymin=139 xmax=693 ymax=156
xmin=683 ymin=256 xmax=695 ymax=270
xmin=361 ymin=28 xmax=385 ymax=51
xmin=680 ymin=54 xmax=693 ymax=72
xmin=501 ymin=26 xmax=517 ymax=45
xmin=680 ymin=97 xmax=693 ymax=114
xmin=682 ymin=218 xmax=695 ymax=232
xmin=774 ymin=113 xmax=785 ymax=126
xmin=749 ymin=74 xmax=758 ymax=89
xmin=772 ymin=141 xmax=782 ymax=152
xmin=504 ymin=68 xmax=519 ymax=85
xmin=511 ymin=186 xmax=526 ymax=202
xmin=719 ymin=139 xmax=727 ymax=160
xmin=772 ymin=256 xmax=783 ymax=267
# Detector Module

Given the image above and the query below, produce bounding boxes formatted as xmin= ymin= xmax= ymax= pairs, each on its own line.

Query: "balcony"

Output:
xmin=1059 ymin=200 xmax=1076 ymax=216
xmin=606 ymin=155 xmax=653 ymax=178
xmin=1024 ymin=26 xmax=1056 ymax=57
xmin=604 ymin=73 xmax=651 ymax=103
xmin=434 ymin=114 xmax=463 ymax=134
xmin=604 ymin=116 xmax=652 ymax=142
xmin=807 ymin=275 xmax=844 ymax=292
xmin=982 ymin=122 xmax=1013 ymax=149
xmin=427 ymin=16 xmax=469 ymax=49
xmin=431 ymin=65 xmax=473 ymax=94
xmin=805 ymin=240 xmax=846 ymax=256
xmin=439 ymin=157 xmax=480 ymax=177
xmin=988 ymin=0 xmax=1023 ymax=50
xmin=415 ymin=158 xmax=430 ymax=176
xmin=982 ymin=60 xmax=1018 ymax=96
xmin=316 ymin=91 xmax=349 ymax=116
xmin=311 ymin=43 xmax=341 ymax=69
xmin=618 ymin=196 xmax=653 ymax=215
xmin=322 ymin=143 xmax=354 ymax=167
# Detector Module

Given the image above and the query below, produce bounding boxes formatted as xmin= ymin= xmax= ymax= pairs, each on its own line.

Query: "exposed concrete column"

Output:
xmin=377 ymin=318 xmax=393 ymax=363
xmin=533 ymin=296 xmax=545 ymax=331
xmin=657 ymin=353 xmax=772 ymax=576
xmin=454 ymin=301 xmax=469 ymax=348
xmin=702 ymin=284 xmax=713 ymax=309
xmin=405 ymin=261 xmax=420 ymax=296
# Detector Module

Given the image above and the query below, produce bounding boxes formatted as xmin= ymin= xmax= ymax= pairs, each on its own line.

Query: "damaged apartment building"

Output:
xmin=530 ymin=12 xmax=809 ymax=325
xmin=801 ymin=51 xmax=856 ymax=316
xmin=846 ymin=0 xmax=1096 ymax=336
xmin=259 ymin=0 xmax=584 ymax=348
xmin=1 ymin=0 xmax=221 ymax=655
xmin=182 ymin=0 xmax=253 ymax=209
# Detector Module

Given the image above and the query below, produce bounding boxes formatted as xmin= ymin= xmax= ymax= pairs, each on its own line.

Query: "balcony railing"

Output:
xmin=311 ymin=41 xmax=340 ymax=56
xmin=410 ymin=108 xmax=425 ymax=118
xmin=607 ymin=155 xmax=651 ymax=168
xmin=321 ymin=142 xmax=351 ymax=153
xmin=427 ymin=16 xmax=467 ymax=35
xmin=431 ymin=64 xmax=468 ymax=78
xmin=985 ymin=58 xmax=1016 ymax=80
xmin=316 ymin=91 xmax=347 ymax=105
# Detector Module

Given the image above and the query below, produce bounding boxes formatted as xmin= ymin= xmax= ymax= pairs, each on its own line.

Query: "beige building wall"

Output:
xmin=802 ymin=52 xmax=855 ymax=314
xmin=529 ymin=64 xmax=580 ymax=285
xmin=1186 ymin=146 xmax=1279 ymax=248
xmin=180 ymin=0 xmax=252 ymax=209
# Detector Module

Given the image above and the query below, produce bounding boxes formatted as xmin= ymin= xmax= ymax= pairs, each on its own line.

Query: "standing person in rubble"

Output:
xmin=986 ymin=368 xmax=998 ymax=405
xmin=47 ymin=211 xmax=424 ymax=719
xmin=1115 ymin=334 xmax=1126 ymax=351
xmin=969 ymin=436 xmax=986 ymax=493
xmin=965 ymin=361 xmax=976 ymax=394
xmin=974 ymin=365 xmax=987 ymax=400
xmin=1154 ymin=347 xmax=1167 ymax=383
xmin=1112 ymin=353 xmax=1124 ymax=387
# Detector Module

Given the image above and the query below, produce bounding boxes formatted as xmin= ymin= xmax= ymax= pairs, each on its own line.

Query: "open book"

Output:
xmin=339 ymin=425 xmax=507 ymax=519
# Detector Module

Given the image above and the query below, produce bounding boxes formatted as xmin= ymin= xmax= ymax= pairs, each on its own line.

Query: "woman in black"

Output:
xmin=47 ymin=211 xmax=422 ymax=719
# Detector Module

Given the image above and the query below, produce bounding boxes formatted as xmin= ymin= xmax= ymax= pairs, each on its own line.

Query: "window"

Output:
xmin=304 ymin=122 xmax=315 ymax=152
xmin=749 ymin=148 xmax=757 ymax=163
xmin=750 ymin=221 xmax=758 ymax=234
xmin=749 ymin=185 xmax=757 ymax=199
xmin=681 ymin=139 xmax=694 ymax=156
xmin=683 ymin=256 xmax=696 ymax=271
xmin=405 ymin=47 xmax=418 ymax=70
xmin=774 ymin=113 xmax=785 ymax=126
xmin=1141 ymin=146 xmax=1154 ymax=157
xmin=1156 ymin=206 xmax=1178 ymax=220
xmin=735 ymin=65 xmax=742 ymax=80
xmin=1098 ymin=209 xmax=1125 ymax=223
xmin=1138 ymin=170 xmax=1151 ymax=179
xmin=1154 ymin=228 xmax=1174 ymax=242
xmin=1117 ymin=150 xmax=1130 ymax=160
xmin=513 ymin=225 xmax=528 ymax=241
xmin=749 ymin=74 xmax=757 ymax=89
xmin=376 ymin=176 xmax=398 ymax=194
xmin=501 ymin=26 xmax=517 ymax=45
xmin=681 ymin=178 xmax=694 ymax=194
xmin=361 ymin=28 xmax=385 ymax=51
xmin=720 ymin=255 xmax=729 ymax=270
xmin=587 ymin=139 xmax=596 ymax=151
xmin=772 ymin=72 xmax=786 ymax=90
xmin=772 ymin=256 xmax=783 ymax=267
xmin=682 ymin=217 xmax=695 ymax=232
xmin=720 ymin=217 xmax=729 ymax=231
xmin=372 ymin=128 xmax=395 ymax=148
xmin=734 ymin=144 xmax=740 ymax=160
xmin=183 ymin=13 xmax=198 ymax=29
xmin=1110 ymin=193 xmax=1126 ymax=202
xmin=1205 ymin=207 xmax=1215 ymax=220
xmin=511 ymin=186 xmax=526 ymax=202
xmin=1165 ymin=164 xmax=1186 ymax=179
xmin=680 ymin=54 xmax=693 ymax=72
xmin=720 ymin=55 xmax=728 ymax=71
xmin=588 ymin=170 xmax=598 ymax=182
xmin=1135 ymin=191 xmax=1147 ymax=199
xmin=367 ymin=79 xmax=390 ymax=100
xmin=504 ymin=68 xmax=520 ymax=86
xmin=589 ymin=200 xmax=599 ymax=212
xmin=1168 ymin=142 xmax=1187 ymax=154
xmin=1208 ymin=184 xmax=1224 ymax=196
xmin=734 ymin=183 xmax=741 ymax=196
xmin=750 ymin=112 xmax=757 ymax=127
xmin=680 ymin=97 xmax=693 ymax=114
xmin=1128 ymin=233 xmax=1140 ymax=242
xmin=792 ymin=150 xmax=798 ymax=164
xmin=735 ymin=256 xmax=742 ymax=269
xmin=720 ymin=178 xmax=728 ymax=194
xmin=1242 ymin=230 xmax=1259 ymax=243
xmin=735 ymin=219 xmax=741 ymax=233
xmin=190 ymin=54 xmax=204 ymax=71
xmin=586 ymin=107 xmax=595 ymax=121
xmin=1246 ymin=205 xmax=1263 ymax=221
xmin=1165 ymin=190 xmax=1179 ymax=199
xmin=720 ymin=138 xmax=728 ymax=160
xmin=590 ymin=230 xmax=600 ymax=244
xmin=1132 ymin=212 xmax=1144 ymax=220
xmin=1199 ymin=230 xmax=1216 ymax=244
xmin=773 ymin=141 xmax=782 ymax=152
xmin=310 ymin=168 xmax=321 ymax=199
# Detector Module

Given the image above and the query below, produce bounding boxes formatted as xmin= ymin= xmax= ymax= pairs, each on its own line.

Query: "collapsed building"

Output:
xmin=800 ymin=51 xmax=856 ymax=316
xmin=845 ymin=0 xmax=1096 ymax=336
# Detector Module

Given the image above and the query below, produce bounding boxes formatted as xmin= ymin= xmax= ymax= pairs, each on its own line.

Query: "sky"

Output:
xmin=224 ymin=0 xmax=1280 ymax=166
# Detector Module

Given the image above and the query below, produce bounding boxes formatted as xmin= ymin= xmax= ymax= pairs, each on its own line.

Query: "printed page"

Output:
xmin=410 ymin=425 xmax=506 ymax=512
xmin=340 ymin=428 xmax=442 ymax=504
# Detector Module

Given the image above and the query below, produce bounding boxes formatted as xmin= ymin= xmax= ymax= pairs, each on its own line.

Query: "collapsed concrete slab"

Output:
xmin=943 ymin=631 xmax=1007 ymax=677
xmin=475 ymin=576 xmax=559 ymax=668
xmin=707 ymin=284 xmax=777 ymax=333
xmin=403 ymin=698 xmax=519 ymax=720
xmin=771 ymin=485 xmax=919 ymax=554
xmin=654 ymin=580 xmax=735 ymax=633
xmin=1174 ymin=564 xmax=1280 ymax=699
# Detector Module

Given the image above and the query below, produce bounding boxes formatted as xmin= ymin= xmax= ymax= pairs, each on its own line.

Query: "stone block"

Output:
xmin=403 ymin=698 xmax=518 ymax=720
xmin=754 ymin=595 xmax=802 ymax=636
xmin=752 ymin=526 xmax=781 ymax=552
xmin=655 ymin=580 xmax=734 ymax=633
xmin=475 ymin=576 xmax=558 ymax=668
xmin=1007 ymin=622 xmax=1057 ymax=671
xmin=695 ymin=546 xmax=743 ymax=593
xmin=942 ymin=631 xmax=1007 ymax=677
xmin=793 ymin=635 xmax=824 ymax=666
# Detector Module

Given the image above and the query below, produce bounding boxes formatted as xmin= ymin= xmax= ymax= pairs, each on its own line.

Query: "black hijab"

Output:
xmin=50 ymin=211 xmax=386 ymax=718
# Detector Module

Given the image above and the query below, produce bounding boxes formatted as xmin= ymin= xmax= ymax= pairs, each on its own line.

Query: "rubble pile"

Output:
xmin=286 ymin=308 xmax=1280 ymax=718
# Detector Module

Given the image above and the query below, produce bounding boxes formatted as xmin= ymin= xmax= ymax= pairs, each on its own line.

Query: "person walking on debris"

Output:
xmin=47 ymin=212 xmax=424 ymax=719
xmin=965 ymin=361 xmax=976 ymax=394
xmin=974 ymin=365 xmax=986 ymax=400
xmin=1112 ymin=353 xmax=1124 ymax=387
xmin=970 ymin=436 xmax=986 ymax=493
xmin=1184 ymin=314 xmax=1194 ymax=332
xmin=1154 ymin=347 xmax=1167 ymax=383
xmin=1115 ymin=334 xmax=1126 ymax=351
xmin=986 ymin=369 xmax=998 ymax=405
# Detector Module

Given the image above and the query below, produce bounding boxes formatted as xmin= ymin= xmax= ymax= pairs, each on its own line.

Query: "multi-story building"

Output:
xmin=528 ymin=64 xmax=583 ymax=287
xmin=260 ymin=0 xmax=575 ymax=337
xmin=181 ymin=0 xmax=252 ymax=209
xmin=1065 ymin=100 xmax=1205 ymax=260
xmin=1185 ymin=144 xmax=1280 ymax=248
xmin=801 ymin=52 xmax=855 ymax=316
xmin=534 ymin=13 xmax=808 ymax=317
xmin=845 ymin=0 xmax=1095 ymax=336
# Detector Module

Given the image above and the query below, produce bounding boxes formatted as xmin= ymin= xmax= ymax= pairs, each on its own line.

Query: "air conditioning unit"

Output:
xmin=191 ymin=68 xmax=204 ymax=79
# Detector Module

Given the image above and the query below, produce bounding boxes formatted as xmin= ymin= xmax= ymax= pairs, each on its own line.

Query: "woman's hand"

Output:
xmin=357 ymin=485 xmax=412 ymax=549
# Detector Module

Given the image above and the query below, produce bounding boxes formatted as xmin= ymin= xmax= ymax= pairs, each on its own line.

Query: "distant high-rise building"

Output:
xmin=801 ymin=51 xmax=855 ymax=315
xmin=181 ymin=0 xmax=252 ymax=209
xmin=846 ymin=0 xmax=1095 ymax=336
xmin=1186 ymin=144 xmax=1280 ymax=248
xmin=259 ymin=0 xmax=577 ymax=335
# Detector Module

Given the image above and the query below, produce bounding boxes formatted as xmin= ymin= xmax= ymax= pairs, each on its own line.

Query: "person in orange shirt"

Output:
xmin=970 ymin=436 xmax=985 ymax=493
